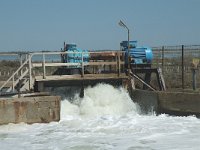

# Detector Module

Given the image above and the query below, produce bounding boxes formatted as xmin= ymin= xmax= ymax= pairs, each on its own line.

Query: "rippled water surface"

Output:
xmin=0 ymin=84 xmax=200 ymax=150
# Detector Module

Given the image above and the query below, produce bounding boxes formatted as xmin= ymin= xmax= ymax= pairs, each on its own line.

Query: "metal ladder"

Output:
xmin=0 ymin=54 xmax=33 ymax=94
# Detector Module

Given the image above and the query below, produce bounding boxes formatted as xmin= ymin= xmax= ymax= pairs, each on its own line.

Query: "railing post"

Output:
xmin=117 ymin=52 xmax=121 ymax=76
xmin=28 ymin=54 xmax=32 ymax=90
xmin=12 ymin=76 xmax=14 ymax=92
xmin=81 ymin=52 xmax=84 ymax=77
xmin=192 ymin=58 xmax=199 ymax=90
xmin=42 ymin=53 xmax=46 ymax=79
xmin=192 ymin=69 xmax=197 ymax=90
xmin=182 ymin=45 xmax=184 ymax=89
xmin=162 ymin=46 xmax=164 ymax=69
xmin=19 ymin=54 xmax=23 ymax=76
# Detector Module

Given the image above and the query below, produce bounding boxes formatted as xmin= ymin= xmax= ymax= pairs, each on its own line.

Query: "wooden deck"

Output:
xmin=35 ymin=73 xmax=128 ymax=81
xmin=34 ymin=73 xmax=128 ymax=90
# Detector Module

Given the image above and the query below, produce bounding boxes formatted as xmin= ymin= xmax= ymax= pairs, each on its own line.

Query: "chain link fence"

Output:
xmin=152 ymin=45 xmax=200 ymax=90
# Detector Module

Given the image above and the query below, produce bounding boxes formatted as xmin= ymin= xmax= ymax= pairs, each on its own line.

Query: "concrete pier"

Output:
xmin=0 ymin=96 xmax=60 ymax=125
xmin=131 ymin=89 xmax=200 ymax=117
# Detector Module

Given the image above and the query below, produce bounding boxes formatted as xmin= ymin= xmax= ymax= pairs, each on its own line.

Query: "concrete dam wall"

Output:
xmin=132 ymin=89 xmax=200 ymax=117
xmin=0 ymin=96 xmax=60 ymax=125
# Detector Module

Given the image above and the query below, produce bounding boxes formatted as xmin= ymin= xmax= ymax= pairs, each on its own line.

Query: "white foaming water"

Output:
xmin=61 ymin=84 xmax=139 ymax=118
xmin=1 ymin=84 xmax=200 ymax=150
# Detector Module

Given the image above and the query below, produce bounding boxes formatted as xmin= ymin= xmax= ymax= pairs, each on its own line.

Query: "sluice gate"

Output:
xmin=0 ymin=48 xmax=166 ymax=97
xmin=2 ymin=41 xmax=200 ymax=120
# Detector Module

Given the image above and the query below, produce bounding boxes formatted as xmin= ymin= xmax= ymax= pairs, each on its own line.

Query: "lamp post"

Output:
xmin=118 ymin=20 xmax=130 ymax=73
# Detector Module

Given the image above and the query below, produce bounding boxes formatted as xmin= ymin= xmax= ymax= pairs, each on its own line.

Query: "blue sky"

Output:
xmin=0 ymin=0 xmax=200 ymax=51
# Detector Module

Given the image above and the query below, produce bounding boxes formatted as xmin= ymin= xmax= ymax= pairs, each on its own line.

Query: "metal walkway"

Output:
xmin=0 ymin=51 xmax=166 ymax=95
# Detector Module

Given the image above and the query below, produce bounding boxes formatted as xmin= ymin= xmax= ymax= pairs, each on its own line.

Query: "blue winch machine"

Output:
xmin=62 ymin=41 xmax=153 ymax=69
xmin=120 ymin=41 xmax=153 ymax=65
xmin=62 ymin=43 xmax=89 ymax=68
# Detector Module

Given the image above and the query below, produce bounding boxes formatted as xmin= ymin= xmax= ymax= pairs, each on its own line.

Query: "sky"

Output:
xmin=0 ymin=0 xmax=200 ymax=51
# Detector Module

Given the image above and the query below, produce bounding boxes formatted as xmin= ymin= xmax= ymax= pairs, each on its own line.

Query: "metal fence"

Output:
xmin=1 ymin=45 xmax=200 ymax=90
xmin=152 ymin=45 xmax=200 ymax=90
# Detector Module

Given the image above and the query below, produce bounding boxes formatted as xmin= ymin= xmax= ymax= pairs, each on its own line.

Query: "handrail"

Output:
xmin=32 ymin=62 xmax=123 ymax=67
xmin=0 ymin=51 xmax=125 ymax=93
xmin=6 ymin=68 xmax=29 ymax=92
xmin=0 ymin=54 xmax=32 ymax=91
xmin=30 ymin=50 xmax=124 ymax=56
xmin=32 ymin=51 xmax=124 ymax=79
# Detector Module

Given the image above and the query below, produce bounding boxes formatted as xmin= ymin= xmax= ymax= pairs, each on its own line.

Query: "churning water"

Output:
xmin=0 ymin=84 xmax=200 ymax=150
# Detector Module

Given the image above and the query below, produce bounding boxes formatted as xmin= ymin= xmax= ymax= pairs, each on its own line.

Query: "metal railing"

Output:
xmin=0 ymin=54 xmax=32 ymax=93
xmin=0 ymin=51 xmax=125 ymax=94
xmin=30 ymin=51 xmax=125 ymax=78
